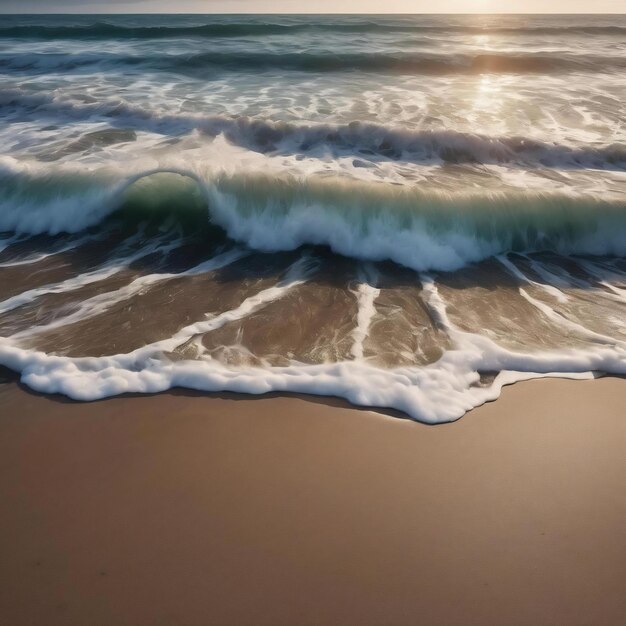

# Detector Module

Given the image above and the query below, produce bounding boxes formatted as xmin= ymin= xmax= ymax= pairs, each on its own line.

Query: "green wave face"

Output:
xmin=1 ymin=163 xmax=624 ymax=271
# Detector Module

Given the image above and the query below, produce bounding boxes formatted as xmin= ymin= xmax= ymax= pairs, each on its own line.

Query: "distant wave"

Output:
xmin=3 ymin=90 xmax=624 ymax=171
xmin=2 ymin=22 xmax=626 ymax=40
xmin=2 ymin=49 xmax=625 ymax=77
xmin=1 ymin=159 xmax=625 ymax=271
xmin=1 ymin=160 xmax=625 ymax=422
xmin=173 ymin=51 xmax=625 ymax=75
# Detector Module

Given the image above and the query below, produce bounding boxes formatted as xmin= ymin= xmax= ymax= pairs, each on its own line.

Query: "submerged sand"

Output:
xmin=0 ymin=377 xmax=624 ymax=626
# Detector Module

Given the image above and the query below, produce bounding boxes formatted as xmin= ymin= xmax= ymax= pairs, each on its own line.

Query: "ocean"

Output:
xmin=0 ymin=13 xmax=625 ymax=422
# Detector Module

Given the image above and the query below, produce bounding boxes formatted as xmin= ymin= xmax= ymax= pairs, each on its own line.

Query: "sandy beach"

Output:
xmin=0 ymin=376 xmax=624 ymax=626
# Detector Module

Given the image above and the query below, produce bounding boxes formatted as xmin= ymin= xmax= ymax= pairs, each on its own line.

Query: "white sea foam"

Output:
xmin=497 ymin=255 xmax=569 ymax=302
xmin=1 ymin=256 xmax=624 ymax=423
xmin=497 ymin=255 xmax=626 ymax=347
xmin=0 ymin=292 xmax=623 ymax=423
xmin=2 ymin=89 xmax=625 ymax=171
xmin=0 ymin=234 xmax=23 ymax=254
xmin=351 ymin=264 xmax=380 ymax=360
xmin=10 ymin=247 xmax=247 ymax=341
xmin=572 ymin=259 xmax=626 ymax=303
xmin=0 ymin=232 xmax=103 ymax=269
xmin=0 ymin=233 xmax=180 ymax=315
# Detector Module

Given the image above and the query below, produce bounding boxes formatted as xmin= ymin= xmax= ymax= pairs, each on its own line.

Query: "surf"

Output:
xmin=4 ymin=50 xmax=626 ymax=76
xmin=1 ymin=160 xmax=625 ymax=272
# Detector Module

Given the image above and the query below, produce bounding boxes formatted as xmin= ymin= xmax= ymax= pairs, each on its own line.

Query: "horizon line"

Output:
xmin=2 ymin=12 xmax=626 ymax=16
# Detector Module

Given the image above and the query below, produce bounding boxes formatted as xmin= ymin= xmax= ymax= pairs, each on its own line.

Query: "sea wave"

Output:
xmin=3 ymin=91 xmax=624 ymax=171
xmin=1 ymin=160 xmax=625 ymax=272
xmin=2 ymin=50 xmax=624 ymax=76
xmin=1 ymin=22 xmax=625 ymax=40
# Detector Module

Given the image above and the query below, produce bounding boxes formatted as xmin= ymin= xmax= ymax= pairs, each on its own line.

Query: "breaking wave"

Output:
xmin=2 ymin=92 xmax=625 ymax=171
xmin=1 ymin=160 xmax=625 ymax=272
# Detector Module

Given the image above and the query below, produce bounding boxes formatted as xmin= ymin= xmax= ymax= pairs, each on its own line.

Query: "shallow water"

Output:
xmin=0 ymin=14 xmax=625 ymax=422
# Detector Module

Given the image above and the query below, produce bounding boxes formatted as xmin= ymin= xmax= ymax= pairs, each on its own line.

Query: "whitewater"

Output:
xmin=0 ymin=13 xmax=625 ymax=422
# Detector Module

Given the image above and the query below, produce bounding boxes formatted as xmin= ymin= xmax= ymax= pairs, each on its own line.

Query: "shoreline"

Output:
xmin=1 ymin=376 xmax=625 ymax=625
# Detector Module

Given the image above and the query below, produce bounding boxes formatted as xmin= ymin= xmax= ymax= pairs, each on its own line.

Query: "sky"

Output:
xmin=0 ymin=0 xmax=624 ymax=12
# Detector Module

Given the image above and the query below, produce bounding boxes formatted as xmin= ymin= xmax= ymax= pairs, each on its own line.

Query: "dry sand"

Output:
xmin=0 ymin=376 xmax=624 ymax=626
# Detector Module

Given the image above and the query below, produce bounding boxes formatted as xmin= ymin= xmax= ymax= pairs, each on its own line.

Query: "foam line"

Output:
xmin=0 ymin=234 xmax=179 ymax=315
xmin=498 ymin=255 xmax=569 ymax=303
xmin=520 ymin=287 xmax=624 ymax=347
xmin=0 ymin=234 xmax=23 ymax=254
xmin=0 ymin=232 xmax=103 ymax=269
xmin=155 ymin=255 xmax=318 ymax=354
xmin=0 ymin=328 xmax=623 ymax=424
xmin=498 ymin=255 xmax=625 ymax=345
xmin=350 ymin=264 xmax=380 ymax=360
xmin=2 ymin=93 xmax=625 ymax=171
xmin=1 ymin=255 xmax=624 ymax=424
xmin=575 ymin=259 xmax=626 ymax=303
xmin=9 ymin=248 xmax=247 ymax=341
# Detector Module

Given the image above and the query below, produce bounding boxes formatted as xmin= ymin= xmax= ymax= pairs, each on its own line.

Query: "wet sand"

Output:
xmin=0 ymin=377 xmax=624 ymax=626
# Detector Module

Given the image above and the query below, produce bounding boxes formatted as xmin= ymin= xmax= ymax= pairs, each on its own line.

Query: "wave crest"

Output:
xmin=1 ymin=160 xmax=625 ymax=272
xmin=2 ymin=22 xmax=625 ymax=40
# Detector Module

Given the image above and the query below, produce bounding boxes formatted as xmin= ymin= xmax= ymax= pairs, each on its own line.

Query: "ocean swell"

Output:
xmin=2 ymin=22 xmax=625 ymax=40
xmin=3 ymin=50 xmax=624 ymax=76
